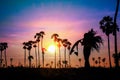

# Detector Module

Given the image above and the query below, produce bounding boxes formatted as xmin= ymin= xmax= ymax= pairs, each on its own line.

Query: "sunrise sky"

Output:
xmin=0 ymin=0 xmax=120 ymax=67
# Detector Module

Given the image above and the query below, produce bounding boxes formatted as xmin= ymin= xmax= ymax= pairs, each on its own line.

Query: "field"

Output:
xmin=0 ymin=67 xmax=120 ymax=80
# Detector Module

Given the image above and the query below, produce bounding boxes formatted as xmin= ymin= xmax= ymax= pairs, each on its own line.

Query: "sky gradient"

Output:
xmin=0 ymin=0 xmax=120 ymax=67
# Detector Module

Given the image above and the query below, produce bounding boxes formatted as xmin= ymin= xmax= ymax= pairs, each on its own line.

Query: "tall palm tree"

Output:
xmin=0 ymin=43 xmax=4 ymax=67
xmin=33 ymin=41 xmax=37 ymax=68
xmin=70 ymin=29 xmax=103 ymax=68
xmin=99 ymin=16 xmax=113 ymax=68
xmin=26 ymin=41 xmax=33 ymax=68
xmin=51 ymin=33 xmax=59 ymax=68
xmin=62 ymin=39 xmax=68 ymax=68
xmin=57 ymin=38 xmax=62 ymax=68
xmin=113 ymin=0 xmax=119 ymax=68
xmin=34 ymin=33 xmax=41 ymax=67
xmin=3 ymin=42 xmax=8 ymax=67
xmin=23 ymin=42 xmax=27 ymax=67
xmin=67 ymin=41 xmax=72 ymax=67
xmin=40 ymin=31 xmax=45 ymax=68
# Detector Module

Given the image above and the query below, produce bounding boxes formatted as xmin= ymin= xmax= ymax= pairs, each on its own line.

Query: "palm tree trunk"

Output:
xmin=4 ymin=49 xmax=7 ymax=67
xmin=41 ymin=38 xmax=44 ymax=68
xmin=114 ymin=0 xmax=119 ymax=68
xmin=83 ymin=46 xmax=90 ymax=68
xmin=64 ymin=47 xmax=66 ymax=68
xmin=35 ymin=47 xmax=37 ymax=68
xmin=0 ymin=51 xmax=2 ymax=67
xmin=24 ymin=49 xmax=26 ymax=67
xmin=28 ymin=50 xmax=31 ymax=68
xmin=54 ymin=42 xmax=56 ymax=68
xmin=68 ymin=50 xmax=71 ymax=68
xmin=59 ymin=46 xmax=61 ymax=68
xmin=108 ymin=35 xmax=112 ymax=68
xmin=38 ymin=42 xmax=40 ymax=67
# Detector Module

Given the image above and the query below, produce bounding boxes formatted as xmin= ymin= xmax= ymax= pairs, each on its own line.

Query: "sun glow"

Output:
xmin=48 ymin=45 xmax=55 ymax=53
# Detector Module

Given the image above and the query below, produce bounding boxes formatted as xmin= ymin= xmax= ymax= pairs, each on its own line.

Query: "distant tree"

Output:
xmin=78 ymin=58 xmax=81 ymax=67
xmin=40 ymin=31 xmax=45 ymax=68
xmin=28 ymin=55 xmax=34 ymax=67
xmin=67 ymin=41 xmax=72 ymax=68
xmin=56 ymin=38 xmax=62 ymax=68
xmin=26 ymin=41 xmax=33 ymax=68
xmin=62 ymin=39 xmax=68 ymax=68
xmin=70 ymin=29 xmax=103 ymax=68
xmin=10 ymin=58 xmax=13 ymax=67
xmin=92 ymin=57 xmax=95 ymax=67
xmin=98 ymin=57 xmax=101 ymax=67
xmin=3 ymin=42 xmax=8 ymax=67
xmin=34 ymin=32 xmax=41 ymax=67
xmin=0 ymin=43 xmax=4 ymax=67
xmin=95 ymin=60 xmax=98 ymax=67
xmin=102 ymin=58 xmax=106 ymax=68
xmin=33 ymin=41 xmax=37 ymax=68
xmin=51 ymin=33 xmax=59 ymax=68
xmin=23 ymin=42 xmax=27 ymax=67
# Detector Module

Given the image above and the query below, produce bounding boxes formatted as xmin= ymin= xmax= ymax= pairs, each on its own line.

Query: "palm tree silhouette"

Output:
xmin=51 ymin=33 xmax=59 ymax=68
xmin=62 ymin=39 xmax=68 ymax=68
xmin=67 ymin=41 xmax=72 ymax=67
xmin=0 ymin=43 xmax=4 ymax=67
xmin=100 ymin=16 xmax=113 ymax=68
xmin=92 ymin=57 xmax=95 ymax=67
xmin=40 ymin=31 xmax=45 ymax=68
xmin=10 ymin=58 xmax=13 ymax=67
xmin=3 ymin=42 xmax=8 ymax=67
xmin=70 ymin=29 xmax=103 ymax=68
xmin=23 ymin=42 xmax=27 ymax=67
xmin=98 ymin=57 xmax=101 ymax=67
xmin=26 ymin=41 xmax=33 ymax=68
xmin=33 ymin=41 xmax=37 ymax=68
xmin=28 ymin=55 xmax=34 ymax=67
xmin=57 ymin=38 xmax=62 ymax=68
xmin=34 ymin=33 xmax=41 ymax=67
xmin=113 ymin=0 xmax=119 ymax=68
xmin=78 ymin=58 xmax=81 ymax=67
xmin=102 ymin=58 xmax=106 ymax=68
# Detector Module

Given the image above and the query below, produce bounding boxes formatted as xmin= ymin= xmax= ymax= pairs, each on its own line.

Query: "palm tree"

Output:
xmin=62 ymin=39 xmax=68 ymax=68
xmin=98 ymin=57 xmax=101 ymax=67
xmin=102 ymin=58 xmax=106 ymax=68
xmin=34 ymin=33 xmax=41 ymax=67
xmin=70 ymin=29 xmax=103 ymax=68
xmin=26 ymin=41 xmax=33 ymax=68
xmin=113 ymin=0 xmax=119 ymax=68
xmin=33 ymin=41 xmax=37 ymax=68
xmin=23 ymin=42 xmax=27 ymax=67
xmin=78 ymin=58 xmax=81 ymax=67
xmin=0 ymin=43 xmax=4 ymax=67
xmin=51 ymin=33 xmax=59 ymax=68
xmin=3 ymin=42 xmax=8 ymax=67
xmin=100 ymin=16 xmax=113 ymax=68
xmin=10 ymin=58 xmax=13 ymax=67
xmin=67 ymin=41 xmax=72 ymax=67
xmin=95 ymin=60 xmax=98 ymax=67
xmin=92 ymin=57 xmax=95 ymax=67
xmin=40 ymin=31 xmax=45 ymax=68
xmin=57 ymin=38 xmax=62 ymax=68
xmin=28 ymin=55 xmax=34 ymax=67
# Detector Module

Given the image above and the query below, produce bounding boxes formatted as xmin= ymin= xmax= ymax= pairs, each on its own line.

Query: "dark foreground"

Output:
xmin=0 ymin=67 xmax=120 ymax=80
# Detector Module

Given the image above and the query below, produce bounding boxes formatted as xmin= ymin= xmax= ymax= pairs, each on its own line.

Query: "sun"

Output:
xmin=48 ymin=45 xmax=55 ymax=53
